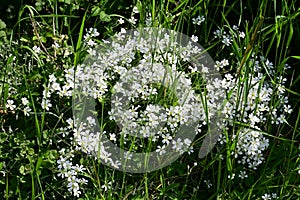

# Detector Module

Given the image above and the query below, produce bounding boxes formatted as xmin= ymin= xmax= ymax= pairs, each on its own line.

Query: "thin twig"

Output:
xmin=29 ymin=12 xmax=54 ymax=59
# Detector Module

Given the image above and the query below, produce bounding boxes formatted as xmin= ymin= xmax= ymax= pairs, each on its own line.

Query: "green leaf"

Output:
xmin=19 ymin=165 xmax=25 ymax=175
xmin=0 ymin=20 xmax=6 ymax=30
xmin=28 ymin=72 xmax=43 ymax=81
xmin=91 ymin=6 xmax=101 ymax=16
xmin=0 ymin=31 xmax=6 ymax=39
xmin=100 ymin=11 xmax=111 ymax=22
xmin=33 ymin=36 xmax=47 ymax=43
xmin=20 ymin=37 xmax=30 ymax=42
xmin=292 ymin=56 xmax=300 ymax=60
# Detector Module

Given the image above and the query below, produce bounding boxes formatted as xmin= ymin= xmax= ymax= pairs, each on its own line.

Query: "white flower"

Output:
xmin=6 ymin=100 xmax=16 ymax=111
xmin=23 ymin=106 xmax=31 ymax=116
xmin=233 ymin=25 xmax=239 ymax=30
xmin=191 ymin=35 xmax=198 ymax=42
xmin=192 ymin=16 xmax=205 ymax=25
xmin=261 ymin=193 xmax=271 ymax=200
xmin=120 ymin=28 xmax=126 ymax=34
xmin=145 ymin=13 xmax=152 ymax=26
xmin=172 ymin=138 xmax=183 ymax=152
xmin=222 ymin=35 xmax=232 ymax=46
xmin=239 ymin=31 xmax=245 ymax=38
xmin=238 ymin=170 xmax=248 ymax=179
xmin=52 ymin=42 xmax=60 ymax=49
xmin=87 ymin=39 xmax=96 ymax=46
xmin=283 ymin=104 xmax=292 ymax=114
xmin=66 ymin=118 xmax=74 ymax=129
xmin=188 ymin=65 xmax=197 ymax=73
xmin=109 ymin=133 xmax=116 ymax=142
xmin=72 ymin=164 xmax=86 ymax=173
xmin=156 ymin=145 xmax=166 ymax=155
xmin=235 ymin=128 xmax=269 ymax=169
xmin=204 ymin=179 xmax=212 ymax=188
xmin=41 ymin=98 xmax=52 ymax=111
xmin=101 ymin=181 xmax=112 ymax=192
xmin=118 ymin=18 xmax=125 ymax=24
xmin=51 ymin=82 xmax=61 ymax=91
xmin=213 ymin=29 xmax=222 ymax=38
xmin=59 ymin=85 xmax=72 ymax=97
xmin=33 ymin=46 xmax=41 ymax=53
xmin=89 ymin=28 xmax=99 ymax=37
xmin=43 ymin=88 xmax=51 ymax=98
xmin=87 ymin=48 xmax=96 ymax=56
xmin=87 ymin=116 xmax=96 ymax=126
xmin=128 ymin=16 xmax=137 ymax=24
xmin=249 ymin=113 xmax=260 ymax=125
xmin=67 ymin=176 xmax=80 ymax=196
xmin=162 ymin=133 xmax=172 ymax=144
xmin=133 ymin=6 xmax=139 ymax=13
xmin=215 ymin=59 xmax=229 ymax=70
xmin=49 ymin=74 xmax=57 ymax=83
xmin=184 ymin=138 xmax=192 ymax=146
xmin=221 ymin=59 xmax=229 ymax=67
xmin=21 ymin=97 xmax=29 ymax=106
xmin=228 ymin=173 xmax=235 ymax=180
xmin=271 ymin=193 xmax=278 ymax=199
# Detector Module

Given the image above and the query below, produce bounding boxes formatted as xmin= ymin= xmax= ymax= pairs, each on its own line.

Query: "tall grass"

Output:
xmin=0 ymin=0 xmax=299 ymax=199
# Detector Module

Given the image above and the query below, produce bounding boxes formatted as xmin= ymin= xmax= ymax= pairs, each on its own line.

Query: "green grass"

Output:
xmin=0 ymin=0 xmax=299 ymax=199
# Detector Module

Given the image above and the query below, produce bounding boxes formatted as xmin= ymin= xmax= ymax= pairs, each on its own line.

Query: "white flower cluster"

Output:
xmin=48 ymin=26 xmax=291 ymax=177
xmin=5 ymin=98 xmax=31 ymax=116
xmin=109 ymin=62 xmax=202 ymax=148
xmin=71 ymin=116 xmax=122 ymax=170
xmin=213 ymin=25 xmax=245 ymax=46
xmin=68 ymin=28 xmax=211 ymax=171
xmin=192 ymin=16 xmax=205 ymax=25
xmin=261 ymin=193 xmax=279 ymax=200
xmin=211 ymin=54 xmax=291 ymax=169
xmin=42 ymin=64 xmax=78 ymax=112
xmin=234 ymin=128 xmax=269 ymax=169
xmin=57 ymin=153 xmax=87 ymax=197
xmin=84 ymin=28 xmax=100 ymax=43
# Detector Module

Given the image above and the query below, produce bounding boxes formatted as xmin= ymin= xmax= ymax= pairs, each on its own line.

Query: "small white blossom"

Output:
xmin=33 ymin=46 xmax=41 ymax=53
xmin=238 ymin=170 xmax=248 ymax=179
xmin=192 ymin=16 xmax=205 ymax=25
xmin=41 ymin=98 xmax=52 ymax=111
xmin=23 ymin=106 xmax=31 ymax=116
xmin=128 ymin=16 xmax=137 ymax=24
xmin=239 ymin=31 xmax=245 ymax=38
xmin=191 ymin=35 xmax=198 ymax=42
xmin=6 ymin=100 xmax=16 ymax=111
xmin=132 ymin=6 xmax=139 ymax=14
xmin=118 ymin=18 xmax=125 ymax=24
xmin=204 ymin=179 xmax=212 ymax=188
xmin=21 ymin=97 xmax=29 ymax=106
xmin=156 ymin=145 xmax=166 ymax=155
xmin=261 ymin=194 xmax=271 ymax=200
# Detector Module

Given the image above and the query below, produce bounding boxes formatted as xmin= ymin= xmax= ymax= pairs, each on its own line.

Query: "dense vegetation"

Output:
xmin=0 ymin=0 xmax=299 ymax=199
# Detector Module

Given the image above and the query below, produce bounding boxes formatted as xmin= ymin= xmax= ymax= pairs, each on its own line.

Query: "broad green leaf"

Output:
xmin=100 ymin=11 xmax=111 ymax=22
xmin=91 ymin=6 xmax=101 ymax=16
xmin=0 ymin=20 xmax=6 ymax=30
xmin=19 ymin=165 xmax=25 ymax=175
xmin=0 ymin=31 xmax=6 ymax=39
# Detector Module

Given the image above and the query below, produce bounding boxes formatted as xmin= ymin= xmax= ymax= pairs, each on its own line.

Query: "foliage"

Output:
xmin=0 ymin=0 xmax=299 ymax=199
